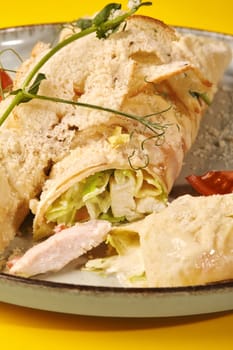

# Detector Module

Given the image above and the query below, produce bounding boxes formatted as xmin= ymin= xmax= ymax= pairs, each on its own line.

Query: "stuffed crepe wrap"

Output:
xmin=0 ymin=15 xmax=232 ymax=250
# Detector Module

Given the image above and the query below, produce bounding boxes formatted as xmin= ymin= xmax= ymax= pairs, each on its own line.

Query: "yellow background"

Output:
xmin=0 ymin=0 xmax=233 ymax=34
xmin=0 ymin=0 xmax=233 ymax=349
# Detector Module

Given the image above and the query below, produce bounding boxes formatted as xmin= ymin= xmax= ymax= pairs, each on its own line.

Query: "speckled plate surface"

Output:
xmin=0 ymin=24 xmax=233 ymax=318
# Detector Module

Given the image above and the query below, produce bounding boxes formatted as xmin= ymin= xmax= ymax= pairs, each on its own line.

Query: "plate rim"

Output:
xmin=1 ymin=271 xmax=233 ymax=295
xmin=0 ymin=21 xmax=233 ymax=37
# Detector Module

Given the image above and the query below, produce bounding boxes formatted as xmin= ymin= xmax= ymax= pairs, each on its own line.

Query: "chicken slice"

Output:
xmin=9 ymin=220 xmax=111 ymax=277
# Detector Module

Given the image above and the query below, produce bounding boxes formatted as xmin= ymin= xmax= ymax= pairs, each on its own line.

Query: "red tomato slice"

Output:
xmin=0 ymin=69 xmax=13 ymax=101
xmin=186 ymin=171 xmax=233 ymax=195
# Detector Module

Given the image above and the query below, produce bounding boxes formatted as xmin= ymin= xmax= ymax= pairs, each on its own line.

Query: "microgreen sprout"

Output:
xmin=0 ymin=1 xmax=152 ymax=126
xmin=0 ymin=0 xmax=172 ymax=172
xmin=11 ymin=87 xmax=169 ymax=138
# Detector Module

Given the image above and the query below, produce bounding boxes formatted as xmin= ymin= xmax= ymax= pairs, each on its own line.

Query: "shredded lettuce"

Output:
xmin=45 ymin=183 xmax=84 ymax=225
xmin=82 ymin=171 xmax=112 ymax=219
xmin=107 ymin=126 xmax=130 ymax=148
xmin=45 ymin=168 xmax=167 ymax=226
xmin=82 ymin=171 xmax=112 ymax=201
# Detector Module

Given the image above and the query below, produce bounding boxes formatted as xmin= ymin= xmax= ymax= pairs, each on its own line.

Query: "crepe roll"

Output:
xmin=0 ymin=14 xmax=231 ymax=252
xmin=31 ymin=132 xmax=168 ymax=239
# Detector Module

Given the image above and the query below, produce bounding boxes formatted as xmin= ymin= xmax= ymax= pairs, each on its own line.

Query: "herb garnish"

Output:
xmin=0 ymin=1 xmax=170 ymax=143
xmin=0 ymin=1 xmax=174 ymax=172
xmin=12 ymin=86 xmax=170 ymax=136
xmin=0 ymin=1 xmax=152 ymax=126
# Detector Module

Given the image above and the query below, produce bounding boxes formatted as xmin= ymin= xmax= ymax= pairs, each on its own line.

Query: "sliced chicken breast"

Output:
xmin=9 ymin=220 xmax=111 ymax=277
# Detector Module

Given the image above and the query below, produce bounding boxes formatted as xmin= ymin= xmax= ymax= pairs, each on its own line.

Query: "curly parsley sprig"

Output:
xmin=0 ymin=1 xmax=152 ymax=126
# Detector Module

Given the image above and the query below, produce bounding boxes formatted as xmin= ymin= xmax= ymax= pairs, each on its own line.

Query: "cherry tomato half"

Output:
xmin=0 ymin=69 xmax=13 ymax=101
xmin=186 ymin=171 xmax=233 ymax=195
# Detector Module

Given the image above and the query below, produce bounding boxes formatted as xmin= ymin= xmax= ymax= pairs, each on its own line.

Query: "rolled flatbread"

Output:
xmin=0 ymin=15 xmax=231 ymax=250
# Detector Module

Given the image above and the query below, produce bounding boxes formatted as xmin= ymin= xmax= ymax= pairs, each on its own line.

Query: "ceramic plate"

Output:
xmin=0 ymin=24 xmax=233 ymax=318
